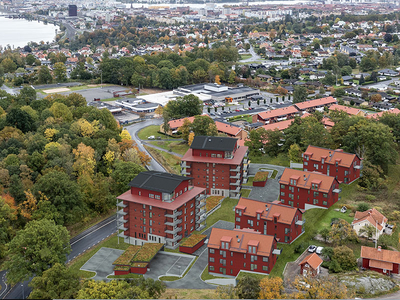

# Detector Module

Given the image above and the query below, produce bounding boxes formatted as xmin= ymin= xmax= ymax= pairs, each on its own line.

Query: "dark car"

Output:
xmin=308 ymin=245 xmax=317 ymax=253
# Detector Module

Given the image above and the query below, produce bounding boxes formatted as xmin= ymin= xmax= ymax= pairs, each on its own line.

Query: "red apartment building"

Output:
xmin=116 ymin=171 xmax=207 ymax=249
xmin=208 ymin=228 xmax=281 ymax=277
xmin=279 ymin=168 xmax=341 ymax=210
xmin=294 ymin=96 xmax=337 ymax=113
xmin=235 ymin=198 xmax=305 ymax=243
xmin=252 ymin=106 xmax=299 ymax=124
xmin=181 ymin=136 xmax=249 ymax=199
xmin=303 ymin=145 xmax=362 ymax=184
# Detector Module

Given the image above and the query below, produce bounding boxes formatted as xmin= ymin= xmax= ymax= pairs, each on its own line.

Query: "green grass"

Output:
xmin=101 ymin=97 xmax=120 ymax=102
xmin=201 ymin=266 xmax=225 ymax=281
xmin=149 ymin=140 xmax=189 ymax=156
xmin=145 ymin=146 xmax=181 ymax=174
xmin=241 ymin=189 xmax=251 ymax=198
xmin=240 ymin=54 xmax=252 ymax=60
xmin=159 ymin=275 xmax=181 ymax=281
xmin=228 ymin=114 xmax=253 ymax=123
xmin=236 ymin=271 xmax=268 ymax=281
xmin=271 ymin=170 xmax=278 ymax=179
xmin=107 ymin=273 xmax=143 ymax=279
xmin=243 ymin=177 xmax=254 ymax=186
xmin=202 ymin=197 xmax=238 ymax=232
xmin=138 ymin=125 xmax=170 ymax=140
xmin=249 ymin=153 xmax=290 ymax=167
xmin=67 ymin=234 xmax=130 ymax=278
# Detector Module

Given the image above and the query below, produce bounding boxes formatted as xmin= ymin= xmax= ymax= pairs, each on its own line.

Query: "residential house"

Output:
xmin=378 ymin=69 xmax=398 ymax=77
xmin=294 ymin=96 xmax=337 ymax=113
xmin=116 ymin=171 xmax=207 ymax=249
xmin=345 ymin=88 xmax=363 ymax=98
xmin=329 ymin=104 xmax=365 ymax=117
xmin=342 ymin=75 xmax=354 ymax=86
xmin=208 ymin=228 xmax=281 ymax=277
xmin=181 ymin=136 xmax=249 ymax=199
xmin=361 ymin=246 xmax=400 ymax=275
xmin=235 ymin=198 xmax=305 ymax=244
xmin=299 ymin=253 xmax=323 ymax=277
xmin=303 ymin=145 xmax=362 ymax=184
xmin=367 ymin=108 xmax=400 ymax=119
xmin=279 ymin=168 xmax=341 ymax=210
xmin=352 ymin=208 xmax=388 ymax=240
xmin=252 ymin=106 xmax=299 ymax=124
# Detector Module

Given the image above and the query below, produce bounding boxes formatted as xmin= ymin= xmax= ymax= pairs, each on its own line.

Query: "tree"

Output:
xmin=188 ymin=132 xmax=195 ymax=146
xmin=288 ymin=143 xmax=302 ymax=163
xmin=228 ymin=70 xmax=236 ymax=84
xmin=0 ymin=197 xmax=15 ymax=259
xmin=6 ymin=108 xmax=35 ymax=133
xmin=206 ymin=122 xmax=218 ymax=136
xmin=333 ymin=245 xmax=357 ymax=271
xmin=215 ymin=75 xmax=221 ymax=84
xmin=73 ymin=143 xmax=96 ymax=177
xmin=358 ymin=224 xmax=376 ymax=241
xmin=77 ymin=280 xmax=150 ymax=299
xmin=163 ymin=94 xmax=202 ymax=121
xmin=154 ymin=105 xmax=163 ymax=117
xmin=293 ymin=85 xmax=308 ymax=103
xmin=359 ymin=74 xmax=365 ymax=85
xmin=49 ymin=102 xmax=73 ymax=122
xmin=235 ymin=275 xmax=260 ymax=299
xmin=111 ymin=160 xmax=145 ymax=195
xmin=179 ymin=118 xmax=192 ymax=142
xmin=264 ymin=129 xmax=284 ymax=157
xmin=360 ymin=57 xmax=377 ymax=72
xmin=330 ymin=219 xmax=358 ymax=245
xmin=5 ymin=219 xmax=70 ymax=285
xmin=38 ymin=66 xmax=52 ymax=84
xmin=320 ymin=228 xmax=330 ymax=243
xmin=370 ymin=94 xmax=382 ymax=102
xmin=1 ymin=58 xmax=17 ymax=73
xmin=191 ymin=115 xmax=215 ymax=136
xmin=292 ymin=275 xmax=352 ymax=299
xmin=259 ymin=277 xmax=284 ymax=299
xmin=29 ymin=263 xmax=80 ymax=299
xmin=245 ymin=127 xmax=268 ymax=156
xmin=53 ymin=62 xmax=67 ymax=82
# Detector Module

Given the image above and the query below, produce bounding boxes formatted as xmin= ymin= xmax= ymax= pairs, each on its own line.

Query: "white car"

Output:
xmin=316 ymin=246 xmax=324 ymax=255
xmin=148 ymin=135 xmax=155 ymax=140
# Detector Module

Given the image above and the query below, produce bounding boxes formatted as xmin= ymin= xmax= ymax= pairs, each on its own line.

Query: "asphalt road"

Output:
xmin=240 ymin=39 xmax=261 ymax=63
xmin=124 ymin=118 xmax=166 ymax=172
xmin=0 ymin=85 xmax=19 ymax=96
xmin=2 ymin=215 xmax=117 ymax=299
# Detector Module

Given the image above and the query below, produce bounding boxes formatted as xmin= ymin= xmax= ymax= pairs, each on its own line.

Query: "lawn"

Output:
xmin=67 ymin=233 xmax=130 ymax=278
xmin=243 ymin=177 xmax=254 ymax=186
xmin=201 ymin=266 xmax=225 ymax=281
xmin=202 ymin=197 xmax=238 ymax=232
xmin=138 ymin=125 xmax=169 ymax=140
xmin=241 ymin=189 xmax=251 ymax=198
xmin=236 ymin=271 xmax=267 ymax=281
xmin=228 ymin=114 xmax=253 ymax=123
xmin=249 ymin=153 xmax=290 ymax=167
xmin=107 ymin=273 xmax=143 ymax=279
xmin=149 ymin=140 xmax=189 ymax=156
xmin=159 ymin=275 xmax=180 ymax=281
xmin=66 ymin=210 xmax=116 ymax=238
xmin=145 ymin=146 xmax=181 ymax=174
xmin=161 ymin=288 xmax=217 ymax=299
xmin=240 ymin=54 xmax=252 ymax=60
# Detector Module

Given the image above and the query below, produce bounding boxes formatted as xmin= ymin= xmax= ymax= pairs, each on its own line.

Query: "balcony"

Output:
xmin=165 ymin=218 xmax=182 ymax=226
xmin=165 ymin=226 xmax=182 ymax=234
xmin=230 ymin=166 xmax=240 ymax=172
xmin=243 ymin=171 xmax=248 ymax=178
xmin=166 ymin=235 xmax=182 ymax=243
xmin=117 ymin=217 xmax=127 ymax=224
xmin=196 ymin=223 xmax=206 ymax=232
xmin=243 ymin=158 xmax=249 ymax=164
xmin=181 ymin=169 xmax=191 ymax=176
xmin=230 ymin=173 xmax=240 ymax=179
xmin=165 ymin=210 xmax=183 ymax=218
xmin=272 ymin=248 xmax=282 ymax=255
xmin=196 ymin=214 xmax=206 ymax=224
xmin=230 ymin=180 xmax=240 ymax=186
xmin=118 ymin=225 xmax=127 ymax=231
xmin=244 ymin=151 xmax=249 ymax=158
xmin=117 ymin=209 xmax=127 ymax=216
xmin=295 ymin=218 xmax=305 ymax=226
xmin=355 ymin=164 xmax=363 ymax=170
xmin=197 ymin=208 xmax=206 ymax=216
xmin=333 ymin=188 xmax=342 ymax=194
xmin=232 ymin=186 xmax=241 ymax=193
xmin=181 ymin=161 xmax=190 ymax=169
xmin=117 ymin=201 xmax=127 ymax=208
xmin=196 ymin=194 xmax=206 ymax=201
xmin=118 ymin=232 xmax=126 ymax=238
xmin=243 ymin=163 xmax=249 ymax=170
xmin=196 ymin=200 xmax=206 ymax=209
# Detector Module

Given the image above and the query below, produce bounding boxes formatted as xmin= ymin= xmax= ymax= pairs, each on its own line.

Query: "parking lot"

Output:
xmin=145 ymin=252 xmax=196 ymax=280
xmin=60 ymin=86 xmax=125 ymax=102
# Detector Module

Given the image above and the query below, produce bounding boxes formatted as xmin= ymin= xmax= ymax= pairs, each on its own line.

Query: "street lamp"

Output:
xmin=21 ymin=284 xmax=24 ymax=299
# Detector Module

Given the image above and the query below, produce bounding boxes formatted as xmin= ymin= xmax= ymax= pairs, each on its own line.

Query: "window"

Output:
xmin=323 ymin=193 xmax=328 ymax=198
xmin=236 ymin=217 xmax=241 ymax=222
xmin=138 ymin=191 xmax=141 ymax=196
xmin=285 ymin=228 xmax=290 ymax=234
xmin=289 ymin=186 xmax=294 ymax=192
xmin=257 ymin=214 xmax=260 ymax=220
xmin=281 ymin=199 xmax=284 ymax=204
xmin=251 ymin=264 xmax=257 ymax=271
xmin=143 ymin=226 xmax=146 ymax=233
xmin=323 ymin=201 xmax=328 ymax=206
xmin=285 ymin=236 xmax=290 ymax=242
xmin=211 ymin=154 xmax=216 ymax=158
xmin=209 ymin=266 xmax=214 ymax=271
xmin=263 ymin=257 xmax=268 ymax=262
xmin=251 ymin=255 xmax=257 ymax=262
xmin=155 ymin=195 xmax=160 ymax=199
xmin=304 ymin=161 xmax=308 ymax=166
xmin=262 ymin=266 xmax=268 ymax=271
xmin=219 ymin=259 xmax=226 ymax=266
xmin=335 ymin=162 xmax=338 ymax=167
xmin=280 ymin=184 xmax=285 ymax=189
xmin=184 ymin=187 xmax=187 ymax=192
xmin=281 ymin=192 xmax=285 ymax=196
xmin=321 ymin=158 xmax=324 ymax=164
xmin=191 ymin=211 xmax=194 ymax=216
xmin=288 ymin=201 xmax=294 ymax=207
xmin=149 ymin=194 xmax=154 ymax=198
xmin=345 ymin=170 xmax=348 ymax=176
xmin=313 ymin=199 xmax=318 ymax=204
xmin=149 ymin=220 xmax=152 ymax=226
xmin=289 ymin=194 xmax=294 ymax=200
xmin=237 ymin=210 xmax=242 ymax=216
xmin=220 ymin=250 xmax=226 ymax=257
xmin=313 ymin=191 xmax=319 ymax=197
xmin=210 ymin=249 xmax=215 ymax=254
xmin=244 ymin=263 xmax=246 ymax=267
xmin=210 ymin=257 xmax=215 ymax=262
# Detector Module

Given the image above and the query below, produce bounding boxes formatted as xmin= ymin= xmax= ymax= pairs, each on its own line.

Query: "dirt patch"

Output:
xmin=161 ymin=289 xmax=217 ymax=299
xmin=43 ymin=87 xmax=71 ymax=93
xmin=140 ymin=88 xmax=171 ymax=95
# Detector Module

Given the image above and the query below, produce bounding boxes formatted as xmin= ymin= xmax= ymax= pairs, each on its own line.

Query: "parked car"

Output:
xmin=308 ymin=245 xmax=317 ymax=253
xmin=340 ymin=206 xmax=347 ymax=213
xmin=156 ymin=136 xmax=161 ymax=140
xmin=148 ymin=136 xmax=155 ymax=140
xmin=316 ymin=246 xmax=324 ymax=255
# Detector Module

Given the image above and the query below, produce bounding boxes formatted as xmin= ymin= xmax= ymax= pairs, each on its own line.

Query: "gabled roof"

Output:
xmin=168 ymin=116 xmax=197 ymax=129
xmin=208 ymin=228 xmax=275 ymax=257
xmin=361 ymin=246 xmax=400 ymax=264
xmin=299 ymin=253 xmax=323 ymax=270
xmin=294 ymin=96 xmax=337 ymax=110
xmin=279 ymin=168 xmax=338 ymax=193
xmin=236 ymin=197 xmax=301 ymax=225
xmin=128 ymin=171 xmax=192 ymax=194
xmin=329 ymin=104 xmax=362 ymax=116
xmin=304 ymin=145 xmax=359 ymax=168
xmin=366 ymin=108 xmax=400 ymax=119
xmin=262 ymin=119 xmax=294 ymax=132
xmin=215 ymin=121 xmax=242 ymax=136
xmin=256 ymin=106 xmax=299 ymax=121
xmin=190 ymin=136 xmax=237 ymax=152
xmin=352 ymin=208 xmax=387 ymax=231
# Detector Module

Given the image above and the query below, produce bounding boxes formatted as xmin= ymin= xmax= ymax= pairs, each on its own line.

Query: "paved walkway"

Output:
xmin=205 ymin=278 xmax=236 ymax=286
xmin=142 ymin=141 xmax=183 ymax=158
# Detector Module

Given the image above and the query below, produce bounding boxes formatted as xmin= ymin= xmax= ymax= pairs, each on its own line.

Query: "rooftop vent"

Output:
xmin=237 ymin=239 xmax=240 ymax=243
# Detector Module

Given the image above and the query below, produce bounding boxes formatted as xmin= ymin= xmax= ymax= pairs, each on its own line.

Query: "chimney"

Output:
xmin=378 ymin=246 xmax=382 ymax=251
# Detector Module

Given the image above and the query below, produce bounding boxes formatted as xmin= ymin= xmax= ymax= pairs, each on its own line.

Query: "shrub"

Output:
xmin=333 ymin=246 xmax=357 ymax=271
xmin=328 ymin=259 xmax=343 ymax=273
xmin=321 ymin=247 xmax=334 ymax=260
xmin=366 ymin=195 xmax=376 ymax=202
xmin=294 ymin=242 xmax=309 ymax=254
xmin=254 ymin=171 xmax=269 ymax=182
xmin=357 ymin=203 xmax=370 ymax=212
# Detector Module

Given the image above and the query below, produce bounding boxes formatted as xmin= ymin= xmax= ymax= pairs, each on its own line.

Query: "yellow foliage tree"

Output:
xmin=119 ymin=129 xmax=132 ymax=141
xmin=70 ymin=118 xmax=96 ymax=137
xmin=73 ymin=143 xmax=96 ymax=177
xmin=19 ymin=190 xmax=38 ymax=220
xmin=215 ymin=75 xmax=221 ymax=85
xmin=103 ymin=150 xmax=115 ymax=175
xmin=44 ymin=128 xmax=59 ymax=141
xmin=155 ymin=105 xmax=163 ymax=117
xmin=292 ymin=275 xmax=352 ymax=299
xmin=259 ymin=277 xmax=284 ymax=299
xmin=188 ymin=132 xmax=195 ymax=146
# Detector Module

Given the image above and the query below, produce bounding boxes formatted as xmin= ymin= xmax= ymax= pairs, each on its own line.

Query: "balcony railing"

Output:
xmin=243 ymin=163 xmax=249 ymax=170
xmin=117 ymin=217 xmax=127 ymax=224
xmin=196 ymin=214 xmax=206 ymax=224
xmin=230 ymin=173 xmax=240 ymax=179
xmin=230 ymin=180 xmax=240 ymax=186
xmin=117 ymin=201 xmax=127 ymax=208
xmin=181 ymin=161 xmax=190 ymax=169
xmin=272 ymin=248 xmax=282 ymax=255
xmin=165 ymin=226 xmax=182 ymax=234
xmin=197 ymin=208 xmax=206 ymax=216
xmin=196 ymin=194 xmax=206 ymax=201
xmin=230 ymin=166 xmax=240 ymax=172
xmin=232 ymin=186 xmax=241 ymax=193
xmin=165 ymin=218 xmax=182 ymax=226
xmin=196 ymin=200 xmax=206 ymax=209
xmin=181 ymin=169 xmax=190 ymax=176
xmin=118 ymin=232 xmax=126 ymax=238
xmin=117 ymin=209 xmax=127 ymax=216
xmin=243 ymin=158 xmax=249 ymax=164
xmin=196 ymin=223 xmax=206 ymax=232
xmin=333 ymin=188 xmax=342 ymax=194
xmin=166 ymin=235 xmax=182 ymax=243
xmin=165 ymin=210 xmax=183 ymax=218
xmin=295 ymin=218 xmax=305 ymax=226
xmin=118 ymin=225 xmax=128 ymax=231
xmin=243 ymin=171 xmax=248 ymax=178
xmin=355 ymin=164 xmax=363 ymax=170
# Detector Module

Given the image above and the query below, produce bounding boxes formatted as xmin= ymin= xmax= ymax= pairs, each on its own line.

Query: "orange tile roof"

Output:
xmin=353 ymin=215 xmax=383 ymax=231
xmin=236 ymin=197 xmax=301 ymax=225
xmin=256 ymin=106 xmax=299 ymax=121
xmin=366 ymin=108 xmax=400 ymax=119
xmin=262 ymin=119 xmax=294 ymax=131
xmin=279 ymin=168 xmax=338 ymax=193
xmin=361 ymin=246 xmax=400 ymax=264
xmin=168 ymin=116 xmax=197 ymax=129
xmin=299 ymin=253 xmax=323 ymax=270
xmin=369 ymin=259 xmax=393 ymax=271
xmin=329 ymin=104 xmax=362 ymax=116
xmin=353 ymin=208 xmax=387 ymax=231
xmin=215 ymin=121 xmax=242 ymax=136
xmin=322 ymin=117 xmax=335 ymax=128
xmin=304 ymin=145 xmax=359 ymax=168
xmin=208 ymin=228 xmax=275 ymax=256
xmin=294 ymin=96 xmax=337 ymax=110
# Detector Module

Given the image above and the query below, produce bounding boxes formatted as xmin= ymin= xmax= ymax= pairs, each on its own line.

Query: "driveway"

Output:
xmin=145 ymin=252 xmax=195 ymax=279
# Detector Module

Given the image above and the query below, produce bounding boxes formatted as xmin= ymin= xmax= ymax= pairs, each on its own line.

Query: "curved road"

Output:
xmin=240 ymin=39 xmax=261 ymax=63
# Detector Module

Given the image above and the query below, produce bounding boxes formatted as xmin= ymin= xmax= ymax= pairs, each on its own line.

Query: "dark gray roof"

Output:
xmin=190 ymin=136 xmax=237 ymax=152
xmin=128 ymin=171 xmax=192 ymax=194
